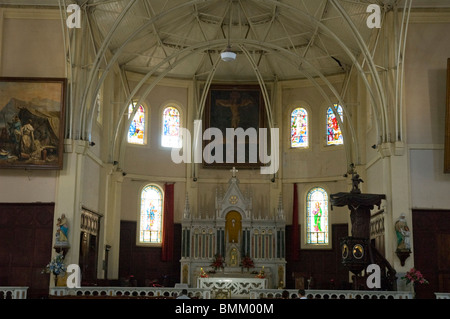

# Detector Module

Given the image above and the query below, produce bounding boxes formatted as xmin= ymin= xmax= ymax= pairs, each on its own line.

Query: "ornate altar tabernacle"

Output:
xmin=180 ymin=168 xmax=286 ymax=293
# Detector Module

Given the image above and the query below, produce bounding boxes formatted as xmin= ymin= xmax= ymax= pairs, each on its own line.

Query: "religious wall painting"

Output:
xmin=0 ymin=77 xmax=66 ymax=169
xmin=203 ymin=85 xmax=265 ymax=169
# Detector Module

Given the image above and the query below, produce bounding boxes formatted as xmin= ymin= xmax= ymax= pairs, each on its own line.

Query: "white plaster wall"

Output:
xmin=1 ymin=16 xmax=65 ymax=78
xmin=404 ymin=22 xmax=450 ymax=209
xmin=82 ymin=156 xmax=101 ymax=212
xmin=0 ymin=10 xmax=65 ymax=203
xmin=409 ymin=149 xmax=450 ymax=209
xmin=281 ymin=83 xmax=348 ymax=180
xmin=122 ymin=84 xmax=188 ymax=177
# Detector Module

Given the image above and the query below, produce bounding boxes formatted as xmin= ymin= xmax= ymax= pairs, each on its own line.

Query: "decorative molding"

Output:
xmin=409 ymin=9 xmax=450 ymax=24
xmin=408 ymin=144 xmax=445 ymax=150
xmin=280 ymin=73 xmax=346 ymax=89
xmin=2 ymin=8 xmax=60 ymax=20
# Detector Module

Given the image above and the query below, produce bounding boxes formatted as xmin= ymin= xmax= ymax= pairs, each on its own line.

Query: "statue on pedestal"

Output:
xmin=395 ymin=213 xmax=411 ymax=266
xmin=54 ymin=214 xmax=70 ymax=255
xmin=395 ymin=214 xmax=411 ymax=251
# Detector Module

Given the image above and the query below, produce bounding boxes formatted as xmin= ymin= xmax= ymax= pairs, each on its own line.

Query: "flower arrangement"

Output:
xmin=240 ymin=255 xmax=254 ymax=270
xmin=210 ymin=254 xmax=224 ymax=270
xmin=42 ymin=253 xmax=66 ymax=276
xmin=199 ymin=268 xmax=208 ymax=278
xmin=402 ymin=268 xmax=429 ymax=285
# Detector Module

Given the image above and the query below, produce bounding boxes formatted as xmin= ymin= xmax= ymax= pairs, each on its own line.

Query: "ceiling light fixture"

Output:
xmin=221 ymin=1 xmax=236 ymax=62
xmin=221 ymin=45 xmax=236 ymax=62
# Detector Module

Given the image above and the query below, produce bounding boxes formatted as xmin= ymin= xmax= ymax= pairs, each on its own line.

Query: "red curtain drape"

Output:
xmin=291 ymin=183 xmax=299 ymax=261
xmin=161 ymin=183 xmax=174 ymax=261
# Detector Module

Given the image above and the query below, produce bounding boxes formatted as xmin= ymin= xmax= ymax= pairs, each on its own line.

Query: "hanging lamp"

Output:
xmin=221 ymin=1 xmax=236 ymax=62
xmin=221 ymin=45 xmax=236 ymax=62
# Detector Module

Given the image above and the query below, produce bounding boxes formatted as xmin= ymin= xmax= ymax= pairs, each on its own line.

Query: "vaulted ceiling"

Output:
xmin=3 ymin=0 xmax=449 ymax=159
xmin=87 ymin=0 xmax=381 ymax=82
xmin=3 ymin=0 xmax=449 ymax=83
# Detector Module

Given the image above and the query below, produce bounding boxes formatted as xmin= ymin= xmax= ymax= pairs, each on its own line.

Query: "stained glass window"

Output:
xmin=290 ymin=107 xmax=308 ymax=148
xmin=128 ymin=103 xmax=146 ymax=144
xmin=326 ymin=104 xmax=344 ymax=145
xmin=306 ymin=187 xmax=329 ymax=244
xmin=161 ymin=106 xmax=181 ymax=148
xmin=139 ymin=185 xmax=163 ymax=244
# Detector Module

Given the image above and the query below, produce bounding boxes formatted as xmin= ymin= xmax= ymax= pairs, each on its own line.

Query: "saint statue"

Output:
xmin=395 ymin=213 xmax=411 ymax=251
xmin=55 ymin=214 xmax=70 ymax=248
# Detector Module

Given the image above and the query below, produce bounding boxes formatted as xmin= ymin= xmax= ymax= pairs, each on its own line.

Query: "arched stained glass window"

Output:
xmin=128 ymin=103 xmax=146 ymax=144
xmin=290 ymin=107 xmax=308 ymax=148
xmin=306 ymin=187 xmax=329 ymax=244
xmin=326 ymin=104 xmax=344 ymax=145
xmin=139 ymin=185 xmax=163 ymax=244
xmin=161 ymin=106 xmax=181 ymax=148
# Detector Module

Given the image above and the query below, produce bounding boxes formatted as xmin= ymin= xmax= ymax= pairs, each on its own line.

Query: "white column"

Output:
xmin=378 ymin=143 xmax=413 ymax=272
xmin=103 ymin=170 xmax=124 ymax=279
xmin=53 ymin=139 xmax=89 ymax=282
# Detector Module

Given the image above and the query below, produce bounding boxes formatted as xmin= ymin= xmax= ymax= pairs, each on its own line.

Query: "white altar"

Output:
xmin=180 ymin=169 xmax=286 ymax=292
xmin=197 ymin=277 xmax=267 ymax=298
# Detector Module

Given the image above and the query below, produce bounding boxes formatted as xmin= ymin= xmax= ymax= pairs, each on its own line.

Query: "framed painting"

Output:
xmin=0 ymin=77 xmax=66 ymax=170
xmin=203 ymin=85 xmax=265 ymax=169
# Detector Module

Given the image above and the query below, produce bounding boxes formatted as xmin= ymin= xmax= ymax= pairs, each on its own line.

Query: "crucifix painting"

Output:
xmin=203 ymin=85 xmax=265 ymax=169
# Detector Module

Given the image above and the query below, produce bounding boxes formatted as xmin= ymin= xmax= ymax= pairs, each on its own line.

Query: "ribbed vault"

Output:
xmin=11 ymin=0 xmax=421 ymax=169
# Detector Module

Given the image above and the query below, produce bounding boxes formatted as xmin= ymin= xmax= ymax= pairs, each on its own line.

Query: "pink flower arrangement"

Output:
xmin=402 ymin=268 xmax=429 ymax=285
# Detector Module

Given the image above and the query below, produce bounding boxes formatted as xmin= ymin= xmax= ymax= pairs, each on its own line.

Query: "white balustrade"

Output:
xmin=0 ymin=287 xmax=28 ymax=299
xmin=435 ymin=293 xmax=450 ymax=299
xmin=49 ymin=286 xmax=211 ymax=299
xmin=249 ymin=289 xmax=414 ymax=299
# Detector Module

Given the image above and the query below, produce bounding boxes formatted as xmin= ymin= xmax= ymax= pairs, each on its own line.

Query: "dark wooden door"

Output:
xmin=413 ymin=210 xmax=450 ymax=299
xmin=0 ymin=203 xmax=54 ymax=298
xmin=437 ymin=233 xmax=450 ymax=293
xmin=78 ymin=208 xmax=100 ymax=285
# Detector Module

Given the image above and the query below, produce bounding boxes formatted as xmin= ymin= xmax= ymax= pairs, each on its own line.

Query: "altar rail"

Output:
xmin=198 ymin=277 xmax=267 ymax=298
xmin=249 ymin=289 xmax=414 ymax=299
xmin=0 ymin=287 xmax=28 ymax=299
xmin=435 ymin=293 xmax=450 ymax=299
xmin=49 ymin=286 xmax=211 ymax=299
